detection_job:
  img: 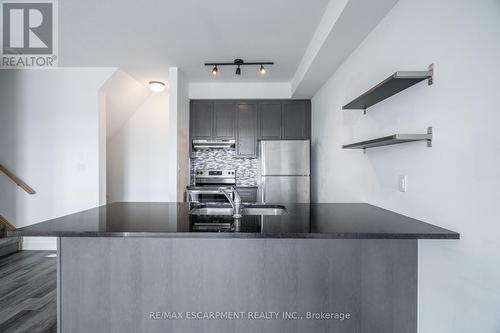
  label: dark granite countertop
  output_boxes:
[7,202,459,239]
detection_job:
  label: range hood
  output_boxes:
[192,139,236,150]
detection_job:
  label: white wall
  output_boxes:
[107,91,173,202]
[98,91,107,205]
[311,0,500,332]
[175,70,190,202]
[0,68,116,250]
[102,70,151,140]
[168,68,190,201]
[189,82,291,99]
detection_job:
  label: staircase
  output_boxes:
[0,164,32,257]
[0,222,20,258]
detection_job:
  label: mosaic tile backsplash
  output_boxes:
[191,149,258,187]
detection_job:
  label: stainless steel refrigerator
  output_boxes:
[258,140,310,203]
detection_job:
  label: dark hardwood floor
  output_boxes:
[0,251,57,333]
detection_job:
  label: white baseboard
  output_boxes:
[22,237,57,250]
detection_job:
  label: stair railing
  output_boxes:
[0,164,36,194]
[0,214,23,251]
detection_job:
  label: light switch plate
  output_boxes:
[399,175,407,192]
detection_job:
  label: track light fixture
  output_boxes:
[204,59,274,76]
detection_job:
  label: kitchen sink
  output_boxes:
[242,207,287,215]
[189,204,287,216]
[190,207,234,215]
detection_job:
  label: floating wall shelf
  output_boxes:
[343,64,433,113]
[342,127,433,152]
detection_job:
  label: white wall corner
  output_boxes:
[175,70,190,202]
[168,67,190,202]
[291,0,350,96]
[291,0,398,98]
[106,86,171,203]
[101,69,152,141]
[98,91,107,205]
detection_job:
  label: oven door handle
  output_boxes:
[193,144,234,149]
[195,179,236,186]
[186,189,234,203]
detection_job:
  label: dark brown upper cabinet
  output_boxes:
[282,100,310,140]
[236,103,258,157]
[190,99,310,157]
[258,102,282,139]
[190,101,235,140]
[191,101,213,139]
[213,102,235,139]
[258,100,311,140]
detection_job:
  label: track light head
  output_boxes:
[235,65,241,75]
[259,64,266,75]
[212,65,218,75]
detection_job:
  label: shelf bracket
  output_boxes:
[427,64,434,85]
[427,126,433,147]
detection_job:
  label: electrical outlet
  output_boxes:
[398,175,407,192]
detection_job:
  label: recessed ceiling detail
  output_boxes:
[58,0,330,83]
[56,0,398,92]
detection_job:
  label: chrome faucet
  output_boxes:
[219,187,242,218]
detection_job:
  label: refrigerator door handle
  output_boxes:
[260,177,266,203]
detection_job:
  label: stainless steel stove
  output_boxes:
[194,169,236,186]
[187,169,236,203]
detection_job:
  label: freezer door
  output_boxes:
[261,140,310,176]
[261,176,310,203]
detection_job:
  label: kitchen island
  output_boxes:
[9,202,458,333]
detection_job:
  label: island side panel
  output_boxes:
[57,238,61,333]
[59,237,417,333]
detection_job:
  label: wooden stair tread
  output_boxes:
[0,237,19,247]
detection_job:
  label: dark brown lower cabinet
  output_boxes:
[236,187,258,203]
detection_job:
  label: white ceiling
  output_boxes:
[59,0,330,84]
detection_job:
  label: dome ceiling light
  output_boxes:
[149,81,166,92]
